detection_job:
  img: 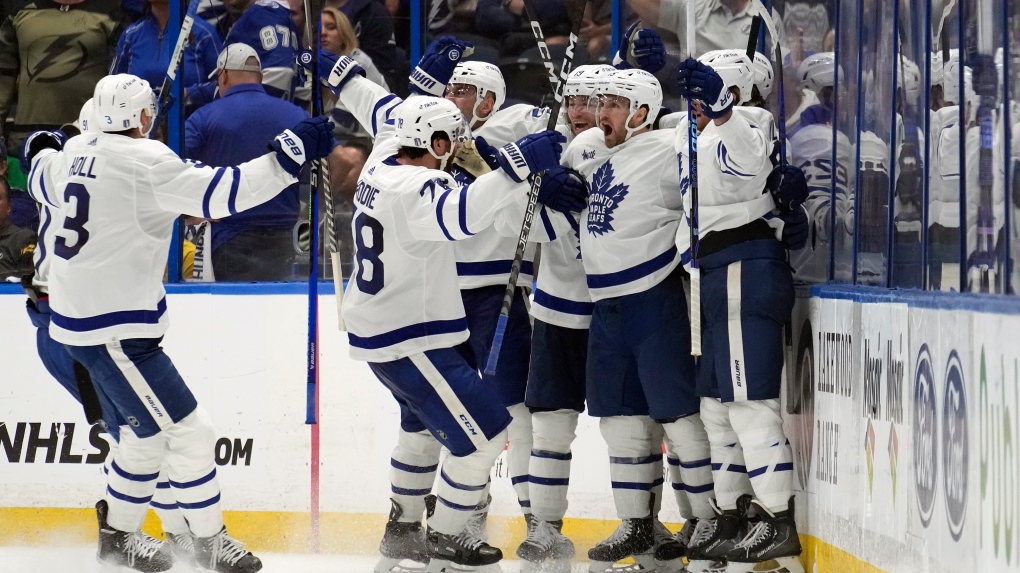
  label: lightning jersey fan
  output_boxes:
[27,134,297,346]
[221,0,300,101]
[567,126,688,301]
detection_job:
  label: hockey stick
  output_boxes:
[754,0,786,168]
[483,0,587,375]
[151,0,201,136]
[971,0,996,292]
[687,0,701,357]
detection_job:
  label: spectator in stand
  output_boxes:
[185,43,309,281]
[628,0,784,56]
[474,0,568,54]
[112,0,222,114]
[321,6,388,137]
[324,0,405,96]
[0,0,123,188]
[0,180,35,281]
[189,0,301,107]
[580,0,612,58]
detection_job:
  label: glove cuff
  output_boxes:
[702,90,734,119]
[273,129,306,176]
[410,67,445,97]
[613,51,631,70]
[497,142,530,183]
[325,55,366,95]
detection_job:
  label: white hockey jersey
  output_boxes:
[529,206,591,329]
[26,133,297,346]
[568,127,689,302]
[674,106,775,237]
[453,104,551,289]
[335,77,538,361]
[930,106,962,228]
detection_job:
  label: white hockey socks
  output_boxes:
[429,429,508,536]
[507,403,534,515]
[163,408,224,537]
[104,428,165,533]
[662,413,715,519]
[700,398,754,511]
[389,428,442,522]
[665,454,694,520]
[151,467,189,535]
[600,416,658,519]
[729,399,793,513]
[529,409,578,522]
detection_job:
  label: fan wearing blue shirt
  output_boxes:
[184,43,310,281]
[111,0,223,112]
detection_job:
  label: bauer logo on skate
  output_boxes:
[586,161,628,236]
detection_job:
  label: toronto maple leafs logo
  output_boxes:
[587,161,629,236]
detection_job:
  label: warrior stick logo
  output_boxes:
[587,161,629,236]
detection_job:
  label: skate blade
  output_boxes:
[521,558,572,573]
[654,556,685,573]
[588,553,656,573]
[686,559,728,573]
[377,557,430,573]
[725,557,804,573]
[427,559,502,573]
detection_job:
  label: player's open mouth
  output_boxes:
[602,124,613,138]
[573,120,592,131]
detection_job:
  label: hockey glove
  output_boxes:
[451,140,494,179]
[320,51,366,97]
[270,115,337,177]
[677,58,733,119]
[411,36,474,97]
[20,130,67,173]
[614,23,666,73]
[534,166,589,213]
[497,130,566,183]
[472,136,501,170]
[779,205,809,251]
[767,164,809,211]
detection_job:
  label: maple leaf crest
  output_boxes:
[586,160,629,236]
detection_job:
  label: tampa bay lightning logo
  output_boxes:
[448,49,460,61]
[299,50,313,65]
[586,161,629,236]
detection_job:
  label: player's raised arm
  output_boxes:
[21,131,67,210]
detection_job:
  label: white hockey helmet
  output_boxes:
[857,131,889,174]
[797,52,841,94]
[564,64,616,99]
[942,56,979,123]
[899,58,921,104]
[93,74,157,136]
[752,51,775,99]
[598,69,662,140]
[394,96,469,169]
[78,98,100,134]
[698,50,755,104]
[448,61,506,125]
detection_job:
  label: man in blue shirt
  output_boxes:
[185,43,310,281]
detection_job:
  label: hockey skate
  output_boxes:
[95,500,174,573]
[586,517,655,573]
[377,500,430,573]
[424,527,503,573]
[517,518,574,573]
[653,520,684,573]
[423,494,501,573]
[166,532,197,568]
[673,518,697,556]
[193,527,262,573]
[724,499,803,573]
[685,497,754,573]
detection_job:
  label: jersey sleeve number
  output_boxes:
[55,183,91,260]
[354,213,384,295]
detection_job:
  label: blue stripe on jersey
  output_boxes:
[717,144,754,178]
[455,260,535,277]
[683,483,715,494]
[111,460,160,482]
[30,161,55,208]
[107,486,152,505]
[168,468,216,489]
[533,289,594,316]
[680,457,711,469]
[372,94,400,136]
[539,207,556,241]
[436,188,455,240]
[587,246,678,289]
[457,186,473,237]
[51,297,168,332]
[348,317,468,350]
[201,168,227,218]
[176,493,221,510]
[34,209,51,274]
[150,501,178,510]
[391,458,440,473]
[227,167,241,215]
[529,476,569,486]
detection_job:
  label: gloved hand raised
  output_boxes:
[677,58,734,119]
[270,115,337,176]
[318,51,366,97]
[497,130,566,183]
[767,164,809,211]
[614,23,666,73]
[535,166,589,213]
[21,130,67,173]
[779,205,809,251]
[410,36,474,96]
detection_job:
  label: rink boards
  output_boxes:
[2,282,1020,572]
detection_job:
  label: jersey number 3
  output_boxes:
[354,213,384,294]
[55,183,90,260]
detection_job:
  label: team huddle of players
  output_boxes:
[323,22,814,573]
[16,19,833,573]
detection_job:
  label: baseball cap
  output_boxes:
[208,43,262,79]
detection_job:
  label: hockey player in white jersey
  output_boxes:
[316,45,578,572]
[23,73,335,573]
[676,53,802,573]
[552,68,713,573]
[20,98,201,571]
